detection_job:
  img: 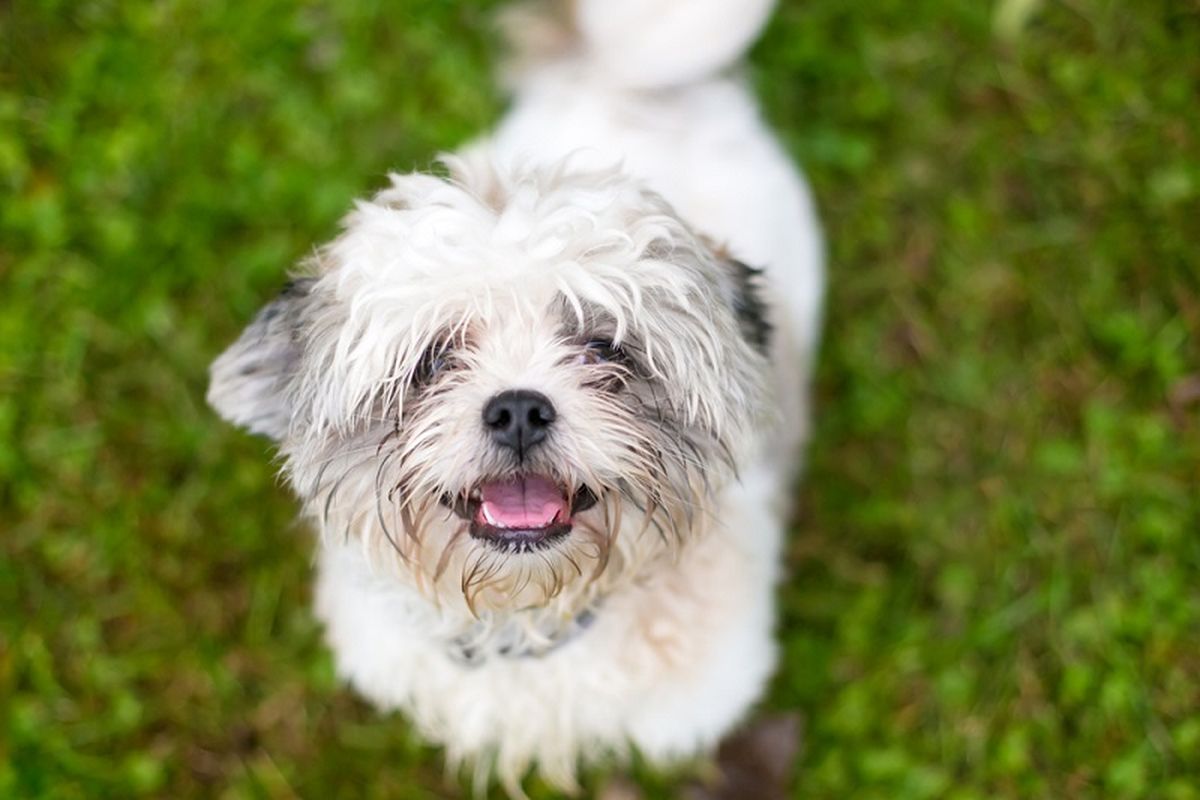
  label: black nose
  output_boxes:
[483,390,556,456]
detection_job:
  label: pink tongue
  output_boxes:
[478,475,568,529]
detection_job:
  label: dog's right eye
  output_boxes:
[413,344,452,386]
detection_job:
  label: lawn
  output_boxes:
[2,1,1198,797]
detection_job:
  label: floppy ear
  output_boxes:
[207,278,315,440]
[726,257,772,354]
[699,235,773,354]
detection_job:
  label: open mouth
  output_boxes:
[444,474,597,551]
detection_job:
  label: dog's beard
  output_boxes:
[285,367,729,627]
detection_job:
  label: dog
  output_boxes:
[208,0,823,793]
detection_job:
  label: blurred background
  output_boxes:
[2,1,1198,797]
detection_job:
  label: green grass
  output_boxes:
[2,1,1198,797]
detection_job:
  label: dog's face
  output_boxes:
[209,156,770,622]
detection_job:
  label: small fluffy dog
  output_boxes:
[209,0,822,793]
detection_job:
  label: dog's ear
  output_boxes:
[207,278,315,440]
[700,236,772,354]
[725,257,772,354]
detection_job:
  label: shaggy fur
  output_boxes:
[208,0,823,793]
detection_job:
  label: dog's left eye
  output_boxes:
[414,344,452,385]
[578,338,623,366]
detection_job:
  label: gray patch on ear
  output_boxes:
[729,259,772,354]
[207,278,315,440]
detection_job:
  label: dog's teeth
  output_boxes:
[482,504,498,527]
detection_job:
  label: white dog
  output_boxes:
[209,0,822,793]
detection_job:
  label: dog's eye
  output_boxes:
[578,338,623,366]
[414,344,452,385]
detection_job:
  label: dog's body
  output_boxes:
[209,0,822,792]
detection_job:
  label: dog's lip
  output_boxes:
[440,479,597,550]
[469,519,573,551]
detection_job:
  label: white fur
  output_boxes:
[572,0,777,89]
[208,0,822,794]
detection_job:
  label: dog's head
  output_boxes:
[209,155,771,622]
